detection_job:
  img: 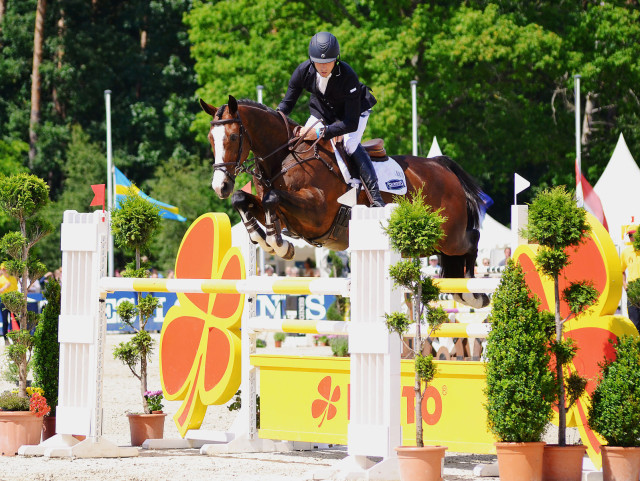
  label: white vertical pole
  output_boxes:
[104,90,115,277]
[256,85,266,276]
[411,80,418,156]
[574,75,583,208]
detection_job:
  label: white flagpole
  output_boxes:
[411,80,418,156]
[256,85,265,276]
[104,90,115,277]
[574,74,583,208]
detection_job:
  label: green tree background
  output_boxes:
[1,0,639,270]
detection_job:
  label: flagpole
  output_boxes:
[411,80,418,156]
[105,90,115,277]
[256,85,266,275]
[574,74,583,208]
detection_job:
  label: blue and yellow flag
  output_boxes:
[114,166,187,222]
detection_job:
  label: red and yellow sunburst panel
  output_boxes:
[159,213,245,437]
[514,213,638,468]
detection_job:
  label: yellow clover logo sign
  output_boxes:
[159,213,245,437]
[515,213,638,468]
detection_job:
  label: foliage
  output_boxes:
[227,389,260,428]
[484,261,555,442]
[588,335,640,447]
[144,390,164,412]
[273,332,285,343]
[524,186,597,446]
[32,279,61,416]
[256,338,266,348]
[525,186,590,256]
[329,336,349,357]
[0,173,51,398]
[111,187,162,257]
[0,391,30,411]
[384,189,445,258]
[627,278,640,308]
[383,192,446,447]
[188,1,640,225]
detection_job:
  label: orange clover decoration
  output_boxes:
[514,213,638,469]
[159,213,245,437]
[311,376,340,428]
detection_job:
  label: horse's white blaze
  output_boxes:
[211,125,227,193]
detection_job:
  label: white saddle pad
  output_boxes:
[331,139,408,195]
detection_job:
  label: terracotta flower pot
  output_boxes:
[495,441,545,481]
[601,445,640,481]
[395,445,447,481]
[127,412,166,446]
[42,415,56,441]
[0,411,44,456]
[542,444,586,481]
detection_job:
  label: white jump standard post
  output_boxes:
[20,210,138,458]
[327,205,403,480]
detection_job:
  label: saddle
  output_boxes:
[335,138,389,180]
[362,138,388,161]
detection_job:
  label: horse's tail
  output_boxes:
[436,156,484,230]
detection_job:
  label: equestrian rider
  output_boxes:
[277,32,385,207]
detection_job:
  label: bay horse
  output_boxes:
[200,95,489,307]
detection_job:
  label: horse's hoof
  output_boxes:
[282,243,295,260]
[453,293,490,309]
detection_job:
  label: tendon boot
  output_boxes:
[351,144,386,207]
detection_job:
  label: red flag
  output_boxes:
[90,184,106,209]
[241,181,252,194]
[575,160,608,231]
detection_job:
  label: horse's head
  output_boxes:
[200,95,251,199]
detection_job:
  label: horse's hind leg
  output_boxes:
[232,190,274,254]
[262,190,295,260]
[440,229,490,309]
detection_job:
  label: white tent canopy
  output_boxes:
[478,214,511,265]
[594,133,640,244]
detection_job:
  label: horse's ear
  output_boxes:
[228,95,238,114]
[199,98,218,117]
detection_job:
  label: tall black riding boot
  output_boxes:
[351,144,386,207]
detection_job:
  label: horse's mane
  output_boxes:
[236,98,300,126]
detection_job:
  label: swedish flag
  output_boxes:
[114,166,187,222]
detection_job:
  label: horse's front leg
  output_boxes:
[262,190,295,260]
[231,190,274,254]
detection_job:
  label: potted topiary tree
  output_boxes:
[110,188,164,446]
[524,186,598,480]
[588,335,640,481]
[383,192,449,481]
[0,173,51,454]
[484,260,556,481]
[0,173,51,399]
[32,278,61,440]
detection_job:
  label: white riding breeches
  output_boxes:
[305,110,371,155]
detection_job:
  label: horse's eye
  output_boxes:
[229,134,239,142]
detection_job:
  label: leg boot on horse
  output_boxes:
[351,144,385,207]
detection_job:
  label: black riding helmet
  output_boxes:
[308,32,340,64]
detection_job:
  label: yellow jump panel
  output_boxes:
[251,355,496,453]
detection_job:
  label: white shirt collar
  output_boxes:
[316,72,332,94]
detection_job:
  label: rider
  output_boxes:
[277,31,385,207]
